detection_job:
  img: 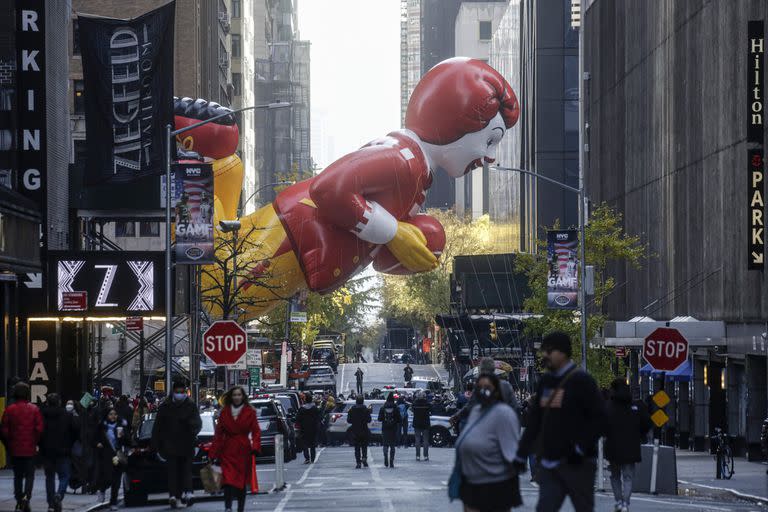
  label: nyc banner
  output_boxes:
[170,162,214,264]
[546,230,579,310]
[78,2,175,184]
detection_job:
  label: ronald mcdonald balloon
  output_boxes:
[176,58,519,321]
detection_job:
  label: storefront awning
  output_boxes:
[639,363,665,377]
[665,359,692,382]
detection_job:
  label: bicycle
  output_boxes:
[712,427,734,479]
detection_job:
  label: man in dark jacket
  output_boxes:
[346,396,372,468]
[514,331,605,512]
[1,382,43,512]
[378,395,401,468]
[604,378,652,512]
[411,391,431,461]
[355,367,364,395]
[403,364,414,384]
[40,393,79,512]
[296,393,321,463]
[151,381,202,508]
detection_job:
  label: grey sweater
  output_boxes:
[457,403,520,484]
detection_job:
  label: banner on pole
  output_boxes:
[546,230,579,309]
[78,2,175,185]
[165,162,215,264]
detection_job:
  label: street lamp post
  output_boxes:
[491,165,588,370]
[164,102,291,397]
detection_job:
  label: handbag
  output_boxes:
[200,463,223,494]
[448,404,496,501]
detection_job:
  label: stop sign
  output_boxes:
[203,320,247,366]
[643,327,689,372]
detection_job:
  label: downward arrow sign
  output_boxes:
[752,252,764,265]
[24,273,42,289]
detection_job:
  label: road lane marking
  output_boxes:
[340,363,346,392]
[273,447,325,512]
[367,447,395,512]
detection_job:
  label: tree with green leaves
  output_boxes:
[515,203,647,387]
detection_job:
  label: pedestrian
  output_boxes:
[1,382,43,512]
[151,380,203,508]
[452,372,522,511]
[519,395,539,482]
[40,393,79,512]
[514,331,605,512]
[95,407,128,510]
[396,396,409,447]
[131,398,149,440]
[403,363,414,384]
[378,394,401,468]
[604,378,652,512]
[479,357,520,411]
[355,367,364,395]
[346,395,372,468]
[210,386,261,512]
[296,392,320,463]
[457,382,473,410]
[412,391,431,461]
[115,396,133,435]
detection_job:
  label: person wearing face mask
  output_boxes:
[209,386,261,512]
[95,407,127,510]
[514,331,605,512]
[452,372,522,511]
[40,394,79,512]
[151,381,202,509]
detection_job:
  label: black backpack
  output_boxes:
[381,407,398,427]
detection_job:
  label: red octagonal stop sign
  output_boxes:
[643,327,689,372]
[203,320,247,366]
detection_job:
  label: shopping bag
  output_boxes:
[200,463,222,494]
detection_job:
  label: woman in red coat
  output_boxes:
[210,386,261,512]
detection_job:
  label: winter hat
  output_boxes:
[541,331,573,357]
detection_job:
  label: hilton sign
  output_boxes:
[749,20,765,270]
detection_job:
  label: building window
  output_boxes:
[139,221,160,237]
[115,221,135,237]
[232,0,241,18]
[72,19,80,55]
[479,21,493,41]
[232,72,242,96]
[73,80,85,114]
[232,34,241,58]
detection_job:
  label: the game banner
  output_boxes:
[546,230,579,309]
[172,162,214,264]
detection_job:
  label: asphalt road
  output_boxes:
[335,362,449,396]
[123,446,763,512]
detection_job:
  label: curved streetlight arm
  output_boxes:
[171,102,291,137]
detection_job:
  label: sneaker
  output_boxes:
[424,456,429,461]
[169,497,178,509]
[47,507,55,512]
[363,460,369,468]
[303,459,311,464]
[356,463,361,469]
[416,456,420,461]
[614,504,623,512]
[183,493,194,507]
[620,507,628,512]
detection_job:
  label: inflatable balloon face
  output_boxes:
[182,58,519,321]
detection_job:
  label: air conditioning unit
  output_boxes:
[219,12,230,33]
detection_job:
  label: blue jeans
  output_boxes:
[44,457,71,504]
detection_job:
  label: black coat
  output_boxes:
[95,420,127,487]
[347,404,371,439]
[296,404,321,441]
[604,396,653,464]
[378,404,402,444]
[40,406,79,458]
[151,398,202,457]
[411,398,431,430]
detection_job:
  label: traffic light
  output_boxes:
[489,321,498,340]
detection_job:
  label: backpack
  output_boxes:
[382,407,398,427]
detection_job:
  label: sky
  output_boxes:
[298,0,401,169]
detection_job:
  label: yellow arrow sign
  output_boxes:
[651,409,669,428]
[652,390,671,408]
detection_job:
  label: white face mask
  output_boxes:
[65,404,74,412]
[421,112,506,178]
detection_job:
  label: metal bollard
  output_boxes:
[596,437,605,491]
[274,434,286,491]
[650,438,660,494]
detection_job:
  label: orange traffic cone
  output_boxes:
[250,455,259,494]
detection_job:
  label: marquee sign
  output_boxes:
[15,0,46,205]
[47,251,165,315]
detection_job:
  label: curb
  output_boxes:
[678,480,768,506]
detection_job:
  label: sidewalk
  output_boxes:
[675,451,768,504]
[0,470,106,512]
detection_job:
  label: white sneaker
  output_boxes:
[621,507,628,512]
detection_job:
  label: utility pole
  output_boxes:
[577,0,589,370]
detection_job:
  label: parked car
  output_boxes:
[304,365,337,392]
[123,411,215,507]
[326,399,456,448]
[250,398,297,463]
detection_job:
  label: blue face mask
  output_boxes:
[173,393,186,401]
